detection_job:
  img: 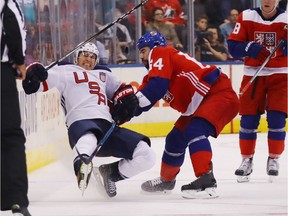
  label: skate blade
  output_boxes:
[140,189,173,195]
[236,175,251,183]
[268,175,277,183]
[79,163,93,196]
[92,167,110,198]
[182,187,218,199]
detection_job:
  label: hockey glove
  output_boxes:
[280,40,287,56]
[22,62,48,94]
[245,41,270,63]
[111,84,139,125]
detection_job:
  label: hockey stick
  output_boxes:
[76,122,117,165]
[239,40,284,97]
[44,0,149,71]
[75,122,116,195]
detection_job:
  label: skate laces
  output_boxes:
[268,158,279,170]
[150,177,164,186]
[239,158,252,170]
[107,179,116,193]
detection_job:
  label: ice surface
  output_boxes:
[1,133,287,216]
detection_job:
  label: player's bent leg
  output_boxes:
[96,140,156,197]
[118,140,156,177]
[72,132,97,193]
[141,127,186,193]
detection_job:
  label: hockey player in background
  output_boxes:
[21,42,156,198]
[113,31,239,198]
[227,0,287,183]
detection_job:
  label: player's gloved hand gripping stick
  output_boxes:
[77,84,139,164]
[239,40,285,97]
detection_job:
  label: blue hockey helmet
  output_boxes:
[137,31,167,50]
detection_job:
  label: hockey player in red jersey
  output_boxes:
[21,42,156,197]
[113,31,239,198]
[228,0,287,183]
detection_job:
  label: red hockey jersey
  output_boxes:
[228,8,288,76]
[138,46,220,116]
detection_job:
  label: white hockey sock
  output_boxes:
[118,140,156,178]
[73,132,97,159]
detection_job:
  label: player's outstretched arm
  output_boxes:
[22,62,48,94]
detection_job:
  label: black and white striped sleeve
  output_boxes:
[1,0,26,64]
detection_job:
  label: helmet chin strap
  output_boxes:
[260,0,279,15]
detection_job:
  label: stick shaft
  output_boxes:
[45,0,148,71]
[76,122,116,164]
[239,40,284,96]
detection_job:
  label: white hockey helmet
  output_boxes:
[74,42,100,66]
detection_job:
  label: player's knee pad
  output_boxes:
[163,128,186,166]
[184,118,214,154]
[267,110,286,140]
[240,115,261,129]
[267,110,286,129]
[184,118,216,140]
[240,115,260,140]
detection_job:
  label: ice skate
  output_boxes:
[74,154,93,195]
[235,157,253,183]
[97,164,117,197]
[267,157,279,183]
[181,171,218,199]
[141,177,176,193]
[96,161,125,198]
[92,167,109,197]
[11,204,31,216]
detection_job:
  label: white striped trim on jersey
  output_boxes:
[177,71,210,95]
[0,0,26,63]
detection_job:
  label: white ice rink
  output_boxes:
[2,133,287,216]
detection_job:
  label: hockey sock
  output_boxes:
[267,110,286,157]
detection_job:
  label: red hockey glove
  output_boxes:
[280,39,287,56]
[112,84,139,125]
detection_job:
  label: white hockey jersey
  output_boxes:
[38,64,121,127]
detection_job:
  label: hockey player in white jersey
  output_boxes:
[22,42,156,197]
